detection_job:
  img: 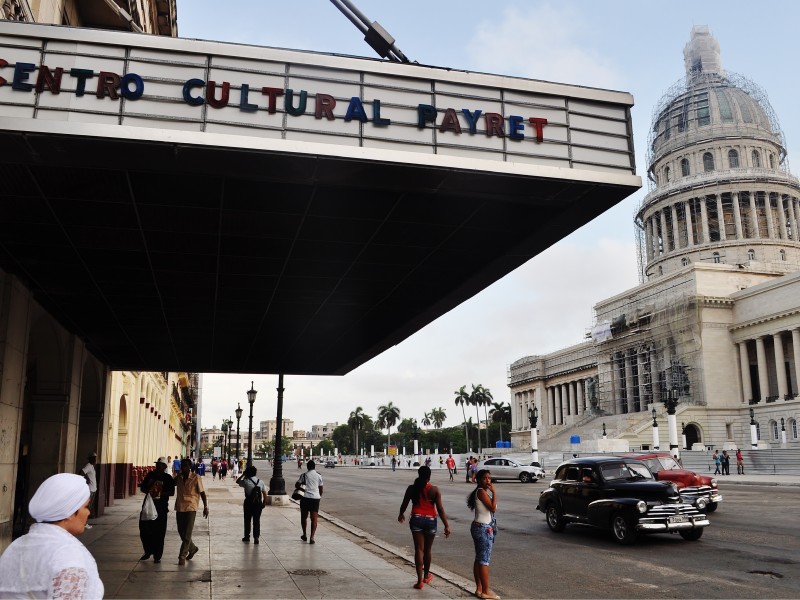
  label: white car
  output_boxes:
[478,458,539,483]
[528,461,546,479]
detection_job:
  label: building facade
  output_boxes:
[509,27,800,454]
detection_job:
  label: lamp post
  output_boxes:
[268,374,287,497]
[749,408,758,449]
[221,421,228,462]
[235,403,243,464]
[528,405,539,463]
[681,421,687,451]
[412,419,419,457]
[664,387,680,458]
[602,422,607,440]
[246,382,257,466]
[651,407,660,450]
[227,416,233,463]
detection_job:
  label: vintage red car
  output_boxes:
[621,452,721,512]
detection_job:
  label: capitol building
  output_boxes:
[509,27,800,453]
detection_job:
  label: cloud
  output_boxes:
[466,4,624,89]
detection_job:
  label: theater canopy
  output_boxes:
[0,22,640,375]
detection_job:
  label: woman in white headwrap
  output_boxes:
[0,473,104,599]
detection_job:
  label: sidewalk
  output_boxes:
[82,476,473,599]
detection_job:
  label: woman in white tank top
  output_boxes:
[466,469,500,600]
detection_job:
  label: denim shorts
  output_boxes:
[409,515,437,535]
[470,520,496,566]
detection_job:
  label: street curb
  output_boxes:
[291,497,476,596]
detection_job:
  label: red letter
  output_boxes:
[528,117,548,142]
[96,71,120,99]
[206,80,230,108]
[315,93,336,120]
[0,58,9,86]
[484,112,504,137]
[438,108,462,134]
[35,65,64,94]
[261,87,284,113]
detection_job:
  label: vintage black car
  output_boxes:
[536,456,709,544]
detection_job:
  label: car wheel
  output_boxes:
[705,502,718,513]
[545,503,566,532]
[611,512,638,545]
[519,472,531,483]
[679,528,703,541]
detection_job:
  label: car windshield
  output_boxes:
[600,461,653,481]
[657,456,681,470]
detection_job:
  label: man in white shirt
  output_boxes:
[296,460,323,544]
[80,453,98,526]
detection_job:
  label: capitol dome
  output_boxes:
[636,26,800,281]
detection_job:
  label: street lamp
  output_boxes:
[246,381,257,466]
[412,419,420,457]
[528,406,539,463]
[651,407,660,450]
[602,422,607,439]
[749,407,758,449]
[681,421,687,450]
[220,421,228,461]
[235,403,243,465]
[228,416,233,463]
[664,387,680,458]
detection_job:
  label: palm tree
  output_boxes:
[348,407,365,454]
[480,386,494,451]
[422,412,432,428]
[454,386,471,451]
[468,384,485,453]
[431,407,446,429]
[490,401,512,442]
[377,402,401,448]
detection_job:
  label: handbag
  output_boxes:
[291,473,306,501]
[140,494,158,521]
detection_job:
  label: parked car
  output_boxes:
[478,458,539,483]
[536,456,710,544]
[324,459,336,468]
[622,452,721,512]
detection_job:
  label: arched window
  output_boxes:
[792,419,798,440]
[712,252,721,263]
[703,152,715,172]
[681,158,690,177]
[780,249,786,261]
[771,420,779,440]
[769,153,775,169]
[681,257,689,266]
[748,249,755,260]
[665,166,671,182]
[728,149,739,168]
[752,150,761,168]
[658,265,663,275]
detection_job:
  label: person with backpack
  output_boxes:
[236,466,267,544]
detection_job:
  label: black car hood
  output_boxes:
[600,479,677,500]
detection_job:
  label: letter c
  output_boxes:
[182,78,205,106]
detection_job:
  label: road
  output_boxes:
[302,465,800,599]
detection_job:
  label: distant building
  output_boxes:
[259,419,294,441]
[310,423,339,440]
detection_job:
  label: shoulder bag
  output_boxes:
[291,473,306,501]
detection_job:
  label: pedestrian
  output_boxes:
[470,457,478,483]
[219,458,228,481]
[296,460,323,544]
[0,473,104,599]
[172,456,182,476]
[174,457,209,565]
[736,449,744,474]
[467,469,499,600]
[712,450,721,475]
[138,457,175,563]
[446,454,456,482]
[439,456,444,468]
[237,465,266,544]
[80,452,98,526]
[721,450,731,475]
[397,465,451,589]
[466,456,473,483]
[391,456,397,472]
[211,458,218,479]
[232,457,240,478]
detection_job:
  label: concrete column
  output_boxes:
[548,387,555,426]
[670,203,681,249]
[750,192,760,239]
[765,193,776,239]
[774,332,788,400]
[576,379,584,415]
[777,195,788,239]
[792,199,800,241]
[649,345,659,405]
[755,336,770,401]
[555,385,563,425]
[645,218,654,262]
[732,192,743,239]
[700,197,710,244]
[685,201,695,247]
[788,197,799,241]
[715,194,726,241]
[659,210,669,255]
[739,342,753,404]
[563,383,570,416]
[637,348,648,412]
[624,351,635,414]
[792,329,800,398]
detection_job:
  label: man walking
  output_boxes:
[80,452,98,527]
[736,449,744,474]
[174,458,208,565]
[139,457,175,563]
[296,460,323,544]
[446,454,456,482]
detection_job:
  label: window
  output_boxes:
[792,419,798,440]
[756,422,761,440]
[681,257,689,266]
[712,252,721,263]
[752,150,761,168]
[665,166,671,182]
[780,249,786,261]
[703,152,715,172]
[715,89,734,122]
[696,92,710,126]
[728,149,739,168]
[769,153,775,169]
[771,420,779,440]
[748,249,755,260]
[658,265,663,275]
[681,158,690,177]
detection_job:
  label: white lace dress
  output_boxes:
[0,523,104,599]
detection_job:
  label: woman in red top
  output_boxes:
[398,466,451,589]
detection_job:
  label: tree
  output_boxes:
[479,386,494,451]
[490,401,512,442]
[454,385,471,452]
[422,412,432,428]
[431,407,446,429]
[348,407,365,454]
[377,402,401,447]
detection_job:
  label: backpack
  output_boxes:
[248,478,262,508]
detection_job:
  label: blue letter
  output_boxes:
[417,104,437,128]
[284,88,307,116]
[239,83,258,112]
[372,99,390,126]
[12,62,35,91]
[461,109,482,134]
[508,115,524,140]
[182,78,205,105]
[119,73,144,100]
[344,97,369,122]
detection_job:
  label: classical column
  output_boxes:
[555,385,562,425]
[777,195,788,239]
[645,218,654,262]
[788,197,799,242]
[700,197,710,244]
[670,203,681,249]
[568,382,576,416]
[755,336,770,401]
[624,351,635,414]
[792,198,800,241]
[749,192,760,238]
[659,210,669,254]
[738,342,753,404]
[684,201,695,247]
[715,194,726,241]
[576,379,584,415]
[637,348,648,412]
[774,332,788,399]
[764,193,776,239]
[792,329,800,399]
[732,192,743,239]
[649,345,659,405]
[548,386,556,425]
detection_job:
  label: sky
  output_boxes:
[177,1,800,433]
